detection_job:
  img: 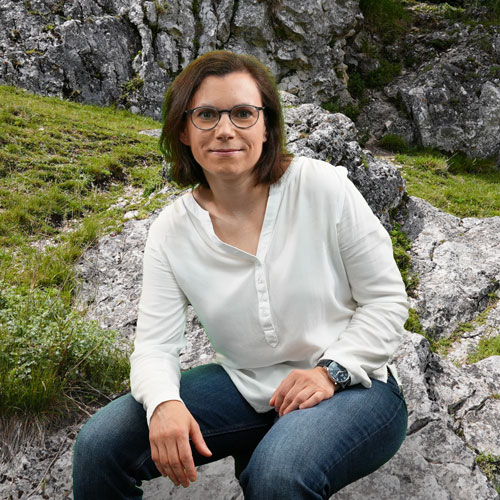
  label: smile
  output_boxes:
[210,149,243,154]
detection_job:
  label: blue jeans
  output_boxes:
[73,364,407,499]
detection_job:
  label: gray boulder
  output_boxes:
[354,17,500,158]
[399,197,500,340]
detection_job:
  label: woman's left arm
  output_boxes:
[271,172,409,415]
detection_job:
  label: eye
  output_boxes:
[194,108,217,121]
[233,107,254,120]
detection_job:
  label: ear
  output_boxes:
[263,124,268,143]
[179,127,190,146]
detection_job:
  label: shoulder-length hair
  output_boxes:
[159,50,292,188]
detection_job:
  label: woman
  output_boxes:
[73,50,408,499]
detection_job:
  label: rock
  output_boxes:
[284,103,406,228]
[352,15,500,158]
[398,197,500,340]
[0,0,361,119]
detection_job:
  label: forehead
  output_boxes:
[190,71,262,107]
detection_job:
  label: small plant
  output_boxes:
[468,335,500,363]
[378,134,410,153]
[0,284,130,415]
[390,223,419,296]
[475,453,500,493]
[366,59,402,89]
[347,71,365,100]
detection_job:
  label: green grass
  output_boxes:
[475,453,500,494]
[468,335,500,363]
[360,0,411,43]
[0,85,171,417]
[0,85,166,291]
[394,151,500,218]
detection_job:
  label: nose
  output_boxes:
[214,111,235,138]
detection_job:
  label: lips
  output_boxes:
[210,149,242,152]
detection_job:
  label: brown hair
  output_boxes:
[159,50,292,187]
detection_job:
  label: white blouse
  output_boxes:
[130,156,409,424]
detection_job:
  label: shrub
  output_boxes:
[0,284,130,415]
[366,59,402,89]
[378,134,411,153]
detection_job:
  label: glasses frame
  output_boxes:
[184,105,266,131]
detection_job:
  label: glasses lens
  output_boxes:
[192,107,219,129]
[230,106,259,128]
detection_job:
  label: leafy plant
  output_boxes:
[0,284,130,415]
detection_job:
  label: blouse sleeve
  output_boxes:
[130,216,188,425]
[322,174,409,387]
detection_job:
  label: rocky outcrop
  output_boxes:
[399,196,500,340]
[353,11,500,158]
[0,0,360,119]
[2,103,499,499]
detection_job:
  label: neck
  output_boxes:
[195,172,269,218]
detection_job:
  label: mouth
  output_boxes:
[210,149,242,153]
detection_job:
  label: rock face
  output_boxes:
[1,1,499,158]
[353,11,500,158]
[0,0,361,119]
[399,196,500,340]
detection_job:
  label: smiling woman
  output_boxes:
[73,51,409,500]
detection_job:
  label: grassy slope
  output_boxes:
[0,85,170,417]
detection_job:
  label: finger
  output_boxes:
[165,433,191,488]
[163,463,180,487]
[298,391,326,410]
[191,421,212,458]
[164,442,184,486]
[281,387,315,416]
[176,434,197,484]
[270,378,295,411]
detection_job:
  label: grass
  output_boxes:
[0,85,171,418]
[0,85,166,291]
[360,0,411,44]
[394,150,500,218]
[468,335,500,363]
[475,453,500,495]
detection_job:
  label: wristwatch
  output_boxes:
[316,359,351,390]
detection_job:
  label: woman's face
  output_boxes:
[180,71,267,185]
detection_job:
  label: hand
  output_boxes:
[149,400,212,487]
[269,367,335,417]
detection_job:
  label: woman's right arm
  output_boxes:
[130,216,211,485]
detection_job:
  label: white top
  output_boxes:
[130,156,409,424]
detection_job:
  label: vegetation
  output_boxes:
[475,453,500,494]
[0,85,168,417]
[0,284,129,415]
[359,0,410,43]
[394,149,500,218]
[0,85,165,291]
[468,334,500,363]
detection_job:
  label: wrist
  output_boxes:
[315,359,351,390]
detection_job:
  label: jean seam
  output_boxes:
[202,420,272,438]
[325,396,406,478]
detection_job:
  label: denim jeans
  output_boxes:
[73,363,407,499]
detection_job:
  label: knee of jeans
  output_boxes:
[240,446,327,498]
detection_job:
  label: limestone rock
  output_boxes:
[0,0,361,119]
[284,103,406,228]
[399,197,500,340]
[353,17,500,158]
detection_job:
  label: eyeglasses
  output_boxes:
[184,105,265,131]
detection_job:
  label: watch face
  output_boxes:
[327,363,350,384]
